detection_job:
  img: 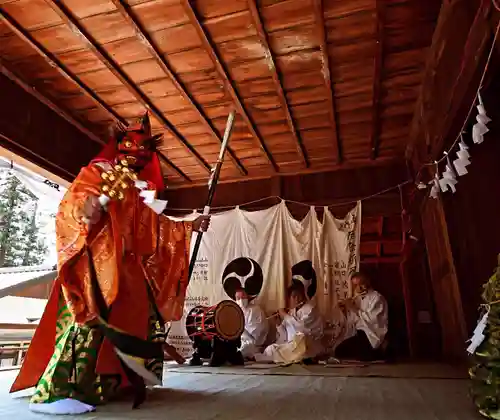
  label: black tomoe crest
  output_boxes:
[222,257,263,300]
[291,260,317,299]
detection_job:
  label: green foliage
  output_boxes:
[470,255,500,418]
[0,173,48,267]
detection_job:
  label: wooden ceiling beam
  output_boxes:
[406,0,494,170]
[370,0,384,160]
[157,152,191,183]
[1,62,191,183]
[109,0,247,177]
[313,0,342,164]
[0,8,125,127]
[182,0,279,172]
[0,61,103,146]
[247,1,309,168]
[1,7,190,182]
[165,156,403,189]
[46,0,209,179]
[0,70,99,180]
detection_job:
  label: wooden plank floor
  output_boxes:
[0,365,478,419]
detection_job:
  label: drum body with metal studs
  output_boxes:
[186,300,244,342]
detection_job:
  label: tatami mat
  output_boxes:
[165,361,468,379]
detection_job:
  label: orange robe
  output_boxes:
[11,163,192,393]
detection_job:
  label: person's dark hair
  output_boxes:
[351,271,371,288]
[287,282,306,299]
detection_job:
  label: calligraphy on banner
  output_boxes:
[190,257,209,284]
[319,203,362,320]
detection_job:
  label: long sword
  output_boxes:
[187,110,236,281]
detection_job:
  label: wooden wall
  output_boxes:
[441,74,500,333]
[400,238,443,359]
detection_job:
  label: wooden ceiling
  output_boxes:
[0,0,442,187]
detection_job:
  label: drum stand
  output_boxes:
[189,336,244,367]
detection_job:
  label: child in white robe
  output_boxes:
[255,283,324,364]
[235,288,269,360]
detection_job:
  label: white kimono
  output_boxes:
[240,303,269,359]
[256,302,324,364]
[334,289,388,350]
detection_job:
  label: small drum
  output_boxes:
[186,300,244,342]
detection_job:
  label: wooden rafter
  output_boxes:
[0,60,103,145]
[247,1,308,168]
[182,0,279,172]
[370,0,384,160]
[406,0,493,167]
[46,0,210,176]
[313,0,342,164]
[0,8,125,127]
[109,0,247,177]
[157,152,191,183]
[0,8,190,182]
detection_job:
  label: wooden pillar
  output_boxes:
[399,256,416,358]
[421,195,467,361]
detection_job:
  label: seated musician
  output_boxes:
[235,287,269,360]
[254,283,324,364]
[334,272,389,361]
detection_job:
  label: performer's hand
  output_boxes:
[278,308,288,318]
[82,195,102,225]
[193,215,211,232]
[344,299,357,311]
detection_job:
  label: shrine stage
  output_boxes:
[0,363,477,420]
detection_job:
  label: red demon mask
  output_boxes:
[94,113,165,191]
[115,113,162,170]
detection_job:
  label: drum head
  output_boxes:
[214,300,244,341]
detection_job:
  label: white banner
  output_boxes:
[166,201,361,357]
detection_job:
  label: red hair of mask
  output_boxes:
[94,113,164,191]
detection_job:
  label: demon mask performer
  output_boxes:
[10,114,210,415]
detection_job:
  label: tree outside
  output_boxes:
[0,172,48,267]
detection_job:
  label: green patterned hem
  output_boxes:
[31,296,165,406]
